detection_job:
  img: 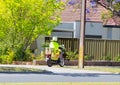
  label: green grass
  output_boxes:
[1,65,119,73]
[84,66,120,74]
[0,82,120,85]
[0,67,43,72]
[64,66,120,74]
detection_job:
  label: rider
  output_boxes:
[49,36,59,51]
[49,36,60,60]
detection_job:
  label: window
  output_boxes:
[85,35,102,38]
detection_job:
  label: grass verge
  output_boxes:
[84,66,120,74]
[0,67,43,72]
[64,66,120,74]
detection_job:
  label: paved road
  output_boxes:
[0,65,120,82]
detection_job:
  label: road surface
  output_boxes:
[0,65,120,82]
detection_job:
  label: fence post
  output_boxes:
[71,38,74,52]
[103,40,107,60]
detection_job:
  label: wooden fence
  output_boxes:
[45,37,120,61]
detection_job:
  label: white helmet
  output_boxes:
[52,36,58,41]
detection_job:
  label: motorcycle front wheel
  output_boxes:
[59,58,64,67]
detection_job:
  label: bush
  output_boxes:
[66,50,78,60]
[41,43,49,48]
[23,49,34,61]
[0,50,15,64]
[34,51,45,60]
[105,55,111,61]
[14,47,34,61]
[100,54,111,61]
[6,50,15,64]
[115,55,120,62]
[0,55,8,64]
[14,47,24,61]
[84,55,92,60]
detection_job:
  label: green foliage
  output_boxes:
[22,49,33,61]
[0,55,8,64]
[14,48,33,61]
[84,55,92,61]
[100,0,120,23]
[113,2,120,11]
[0,47,35,64]
[41,43,49,48]
[0,46,8,55]
[66,50,78,60]
[99,54,112,61]
[34,51,45,60]
[6,50,15,64]
[0,0,64,61]
[115,55,120,62]
[101,10,113,22]
[0,50,15,64]
[105,55,111,61]
[13,45,24,61]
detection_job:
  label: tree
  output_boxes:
[0,0,64,59]
[97,0,120,16]
[66,0,120,25]
[97,0,120,25]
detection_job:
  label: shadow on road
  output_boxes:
[46,72,120,77]
[0,70,119,78]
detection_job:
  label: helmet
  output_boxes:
[51,36,58,41]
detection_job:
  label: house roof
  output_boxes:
[104,16,120,27]
[61,0,120,27]
[61,0,106,22]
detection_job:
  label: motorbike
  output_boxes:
[45,45,66,67]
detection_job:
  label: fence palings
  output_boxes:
[45,37,120,61]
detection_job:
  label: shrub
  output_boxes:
[115,55,120,62]
[41,43,49,48]
[105,55,111,61]
[14,47,24,61]
[13,46,34,61]
[0,50,15,64]
[0,55,8,64]
[101,54,111,61]
[34,51,45,60]
[84,55,92,60]
[23,49,34,61]
[6,50,15,64]
[66,50,78,60]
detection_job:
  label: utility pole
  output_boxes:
[78,0,86,69]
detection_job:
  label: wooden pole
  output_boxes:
[78,0,86,69]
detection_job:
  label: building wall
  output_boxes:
[102,27,120,40]
[53,21,120,40]
[102,28,108,39]
[51,22,74,38]
[51,31,73,38]
[112,28,120,40]
[36,35,45,55]
[75,21,103,38]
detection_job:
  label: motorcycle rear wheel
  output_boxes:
[47,59,52,67]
